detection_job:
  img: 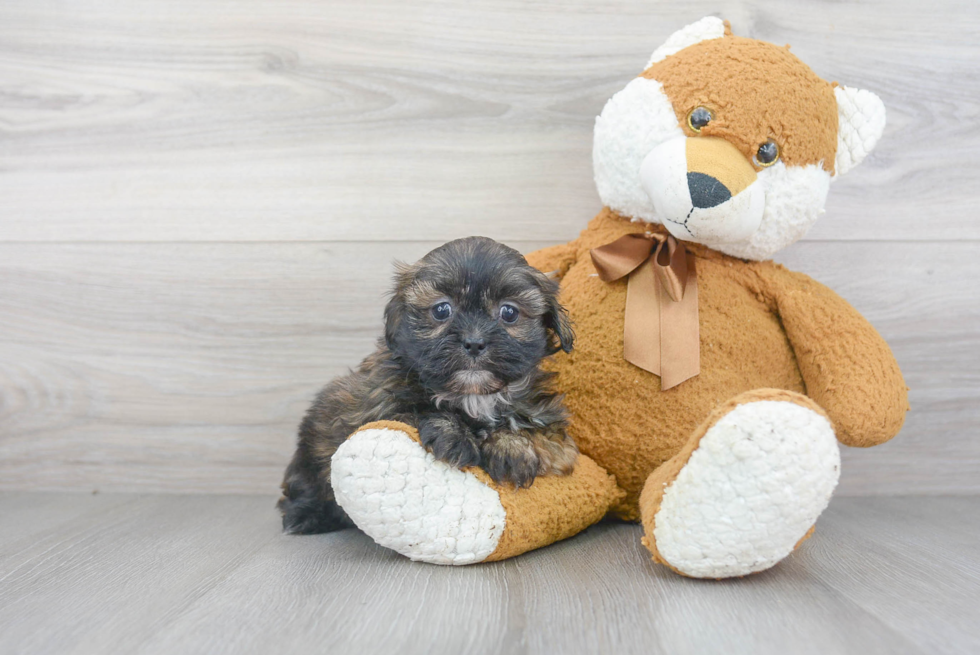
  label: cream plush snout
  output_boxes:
[639,136,765,245]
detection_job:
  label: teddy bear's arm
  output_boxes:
[525,242,580,280]
[765,266,909,447]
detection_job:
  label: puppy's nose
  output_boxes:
[687,172,732,209]
[463,337,486,357]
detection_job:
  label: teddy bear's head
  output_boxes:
[593,17,886,260]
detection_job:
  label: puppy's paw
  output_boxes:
[481,432,541,488]
[419,415,482,469]
[530,428,579,477]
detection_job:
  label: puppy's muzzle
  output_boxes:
[463,337,487,357]
[639,136,765,245]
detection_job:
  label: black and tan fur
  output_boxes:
[278,237,576,535]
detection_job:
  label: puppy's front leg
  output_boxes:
[418,413,482,468]
[481,428,579,488]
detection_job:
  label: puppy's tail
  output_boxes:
[278,461,354,535]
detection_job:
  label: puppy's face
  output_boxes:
[384,237,573,396]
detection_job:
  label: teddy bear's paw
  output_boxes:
[652,399,840,578]
[331,425,506,565]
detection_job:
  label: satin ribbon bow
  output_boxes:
[590,232,700,390]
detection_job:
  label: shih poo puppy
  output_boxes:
[278,236,577,534]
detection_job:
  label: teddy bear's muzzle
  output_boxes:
[640,136,765,246]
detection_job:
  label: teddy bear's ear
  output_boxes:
[645,16,728,69]
[834,86,887,176]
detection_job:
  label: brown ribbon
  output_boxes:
[590,233,700,390]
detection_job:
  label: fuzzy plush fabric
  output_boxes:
[645,16,727,68]
[637,389,839,578]
[834,86,887,176]
[476,451,622,562]
[642,34,840,173]
[529,210,907,522]
[334,421,621,565]
[332,422,507,565]
[594,76,684,223]
[332,18,908,576]
[594,29,869,260]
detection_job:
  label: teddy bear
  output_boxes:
[326,17,908,578]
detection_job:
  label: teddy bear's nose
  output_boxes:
[687,172,732,209]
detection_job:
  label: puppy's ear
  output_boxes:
[533,270,574,353]
[546,297,575,354]
[384,261,417,350]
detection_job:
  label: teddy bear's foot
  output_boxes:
[639,390,840,578]
[331,421,622,565]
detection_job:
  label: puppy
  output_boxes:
[278,236,577,534]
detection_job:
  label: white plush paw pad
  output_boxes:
[654,400,840,578]
[331,428,506,565]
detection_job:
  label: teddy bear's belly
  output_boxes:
[547,255,806,520]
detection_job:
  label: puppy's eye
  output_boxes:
[687,106,712,133]
[499,304,519,324]
[754,139,780,167]
[431,302,452,321]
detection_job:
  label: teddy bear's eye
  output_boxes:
[754,139,780,167]
[687,106,713,133]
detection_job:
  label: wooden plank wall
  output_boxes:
[1,0,977,495]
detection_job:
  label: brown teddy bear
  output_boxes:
[327,17,908,578]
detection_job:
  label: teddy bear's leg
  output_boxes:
[639,389,840,578]
[331,420,622,565]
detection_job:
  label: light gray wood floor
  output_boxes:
[1,493,977,655]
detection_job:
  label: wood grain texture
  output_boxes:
[0,1,978,495]
[0,240,977,495]
[1,3,976,651]
[0,0,978,243]
[0,493,977,655]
